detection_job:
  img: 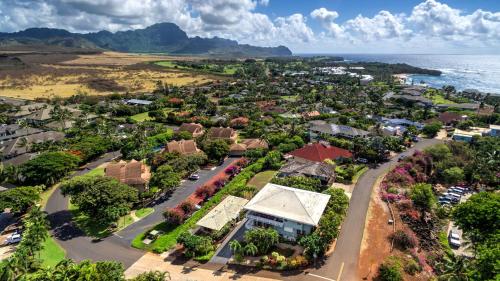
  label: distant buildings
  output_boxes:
[452,127,491,142]
[309,120,369,139]
[177,123,204,138]
[125,99,153,106]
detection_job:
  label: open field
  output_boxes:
[0,51,222,100]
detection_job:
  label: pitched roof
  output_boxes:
[196,195,249,231]
[240,139,268,150]
[279,159,335,179]
[438,112,466,124]
[309,121,369,137]
[244,183,330,226]
[288,143,352,162]
[165,140,200,155]
[105,160,151,186]
[178,123,203,134]
[208,127,235,139]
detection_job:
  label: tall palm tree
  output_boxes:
[17,119,29,137]
[50,105,72,130]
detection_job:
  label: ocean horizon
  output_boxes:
[297,53,500,95]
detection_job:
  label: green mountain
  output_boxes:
[0,23,292,57]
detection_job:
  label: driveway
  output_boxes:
[300,139,442,281]
[45,151,239,268]
[116,157,240,243]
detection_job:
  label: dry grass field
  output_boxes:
[0,51,219,100]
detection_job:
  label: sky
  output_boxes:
[1,0,499,54]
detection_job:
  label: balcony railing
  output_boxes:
[247,214,284,228]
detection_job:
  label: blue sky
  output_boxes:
[1,0,499,54]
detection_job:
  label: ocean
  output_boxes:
[315,54,500,95]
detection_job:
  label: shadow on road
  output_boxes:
[47,210,85,241]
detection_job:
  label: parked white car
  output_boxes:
[449,231,461,248]
[5,233,21,245]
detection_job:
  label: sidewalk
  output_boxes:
[124,253,279,281]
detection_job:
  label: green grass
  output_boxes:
[154,61,190,69]
[281,95,298,102]
[130,112,153,122]
[69,202,112,238]
[132,158,266,253]
[438,231,454,256]
[424,93,456,104]
[247,170,278,189]
[136,207,154,218]
[39,232,66,267]
[352,166,369,184]
[85,167,105,177]
[223,66,239,75]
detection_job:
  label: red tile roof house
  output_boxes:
[105,160,151,192]
[287,143,353,162]
[177,123,204,138]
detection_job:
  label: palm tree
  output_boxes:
[229,240,242,255]
[243,242,258,256]
[438,254,471,281]
[16,137,29,152]
[17,119,29,137]
[50,105,72,130]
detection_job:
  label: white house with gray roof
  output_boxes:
[309,120,369,140]
[244,183,330,240]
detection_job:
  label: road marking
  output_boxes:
[307,273,335,281]
[337,262,345,281]
[113,233,123,238]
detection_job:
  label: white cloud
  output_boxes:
[310,8,344,38]
[344,10,410,41]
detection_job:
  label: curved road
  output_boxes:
[45,153,238,268]
[301,139,442,281]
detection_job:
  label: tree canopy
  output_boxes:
[20,152,81,186]
[0,186,42,213]
[61,176,138,226]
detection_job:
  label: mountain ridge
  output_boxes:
[0,23,292,57]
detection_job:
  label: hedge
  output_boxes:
[132,157,266,252]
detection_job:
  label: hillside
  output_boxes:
[0,23,292,57]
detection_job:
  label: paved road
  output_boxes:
[301,139,442,281]
[45,150,239,268]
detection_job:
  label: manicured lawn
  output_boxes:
[85,167,105,177]
[39,232,66,268]
[247,170,278,189]
[69,202,112,238]
[223,65,239,75]
[130,112,153,122]
[69,202,154,237]
[424,93,455,104]
[136,207,154,218]
[281,95,298,102]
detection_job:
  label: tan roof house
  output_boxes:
[229,139,268,156]
[207,127,237,144]
[177,123,204,138]
[165,140,201,155]
[105,160,151,192]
